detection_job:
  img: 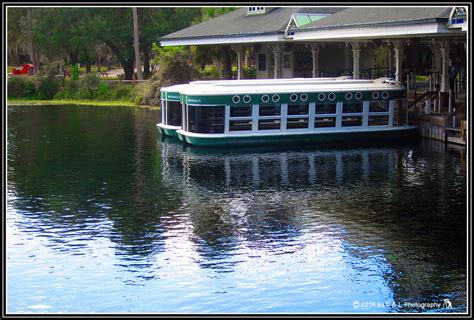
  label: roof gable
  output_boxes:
[297,7,453,30]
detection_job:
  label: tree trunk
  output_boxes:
[132,7,143,80]
[27,8,38,73]
[122,58,135,80]
[96,53,101,74]
[85,60,92,73]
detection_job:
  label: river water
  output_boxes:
[6,105,467,314]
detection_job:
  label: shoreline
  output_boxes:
[7,99,160,110]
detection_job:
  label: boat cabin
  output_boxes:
[158,77,417,146]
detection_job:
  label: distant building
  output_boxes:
[160,6,467,93]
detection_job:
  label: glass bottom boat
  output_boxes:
[158,77,418,147]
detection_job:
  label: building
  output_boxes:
[160,5,467,95]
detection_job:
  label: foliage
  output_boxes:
[200,65,221,80]
[71,64,80,80]
[131,80,159,105]
[34,74,60,99]
[8,64,61,99]
[47,72,133,101]
[8,8,202,80]
[7,75,37,99]
[113,85,133,100]
[54,79,79,99]
[152,45,200,87]
[243,66,256,79]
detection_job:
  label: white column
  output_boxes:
[237,50,243,80]
[344,44,351,76]
[387,45,392,75]
[232,45,244,80]
[439,41,450,92]
[272,44,282,79]
[351,42,361,79]
[392,40,404,82]
[309,43,320,78]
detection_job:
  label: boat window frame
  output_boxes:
[161,98,167,125]
[166,100,183,127]
[186,103,226,134]
[227,103,254,134]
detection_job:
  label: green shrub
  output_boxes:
[35,75,60,99]
[243,66,256,79]
[113,84,132,100]
[96,82,112,100]
[55,79,79,100]
[8,75,37,98]
[80,73,100,91]
[76,85,94,99]
[131,80,161,105]
[200,65,220,80]
[72,73,103,100]
[71,64,80,80]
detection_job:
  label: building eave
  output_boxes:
[160,32,286,46]
[290,21,465,41]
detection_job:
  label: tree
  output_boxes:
[30,8,97,72]
[139,8,201,78]
[190,7,236,79]
[132,7,143,80]
[89,8,136,79]
[7,8,29,66]
[26,8,38,73]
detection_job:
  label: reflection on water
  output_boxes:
[7,106,467,313]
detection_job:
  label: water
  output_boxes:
[6,105,467,314]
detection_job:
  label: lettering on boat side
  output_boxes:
[167,94,181,101]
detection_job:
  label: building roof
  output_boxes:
[161,7,346,41]
[297,7,452,31]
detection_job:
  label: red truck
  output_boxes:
[12,64,35,75]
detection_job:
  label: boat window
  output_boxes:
[259,119,281,130]
[369,100,389,112]
[166,101,182,126]
[315,103,336,114]
[342,116,363,127]
[229,120,252,131]
[259,104,281,116]
[258,53,266,71]
[287,118,308,129]
[343,102,363,113]
[187,105,225,134]
[230,105,252,117]
[315,117,336,128]
[368,115,389,126]
[288,104,309,115]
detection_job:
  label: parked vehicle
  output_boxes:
[12,64,35,75]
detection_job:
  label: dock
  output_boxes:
[405,80,467,146]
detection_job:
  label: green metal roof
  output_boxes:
[161,7,346,41]
[297,7,453,31]
[293,13,328,27]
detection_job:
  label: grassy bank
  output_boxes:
[7,98,159,109]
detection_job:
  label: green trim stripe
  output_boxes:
[184,90,405,105]
[179,126,418,147]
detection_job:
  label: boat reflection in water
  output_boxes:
[159,137,466,313]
